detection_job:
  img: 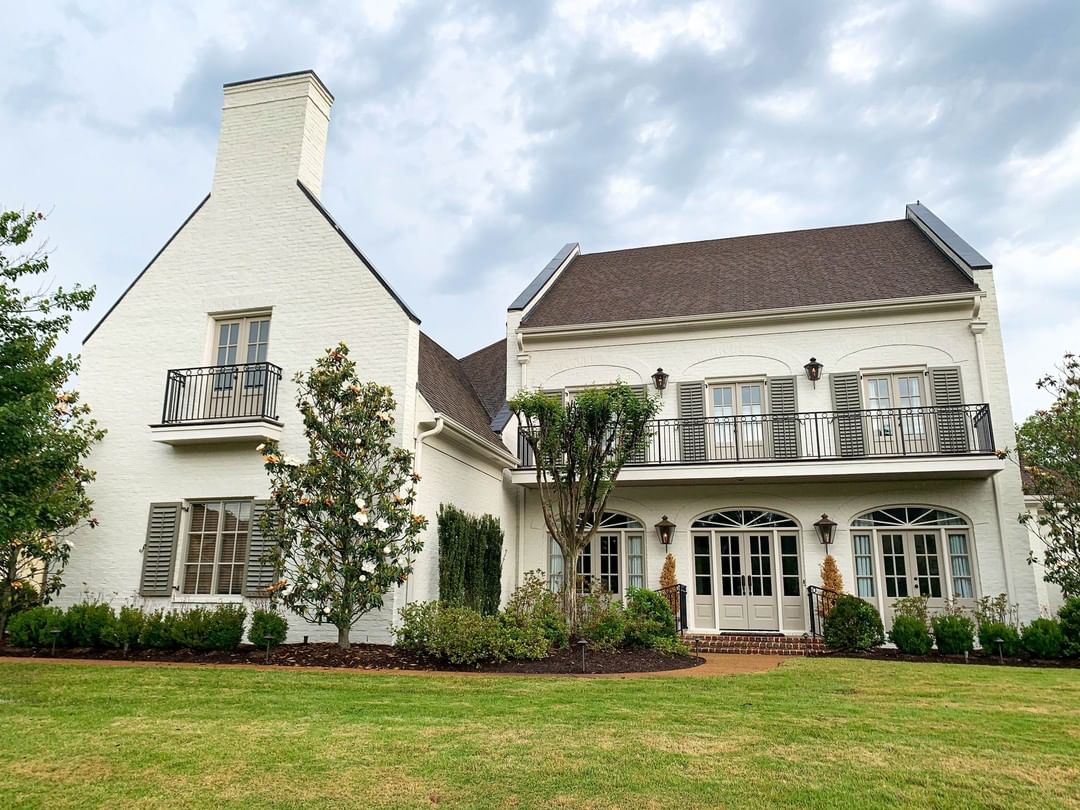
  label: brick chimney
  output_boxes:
[211,70,333,199]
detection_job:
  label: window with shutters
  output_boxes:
[182,500,252,595]
[706,379,767,460]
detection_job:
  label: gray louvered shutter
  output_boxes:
[830,373,866,457]
[629,385,649,464]
[929,367,969,454]
[678,381,707,462]
[243,500,277,597]
[139,502,181,597]
[768,377,799,459]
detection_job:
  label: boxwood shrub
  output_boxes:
[1022,618,1064,659]
[625,587,676,648]
[248,609,288,647]
[5,606,65,648]
[977,621,1021,658]
[1059,597,1080,659]
[931,614,975,655]
[171,605,247,651]
[889,614,933,655]
[823,595,884,651]
[63,602,117,648]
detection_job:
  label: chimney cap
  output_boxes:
[223,69,334,102]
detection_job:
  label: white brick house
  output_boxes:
[62,71,1048,642]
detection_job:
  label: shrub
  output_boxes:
[820,554,844,594]
[579,596,626,651]
[823,595,884,651]
[437,504,503,615]
[105,606,147,652]
[975,593,1018,629]
[891,596,930,627]
[171,605,247,651]
[1058,597,1080,658]
[977,621,1021,658]
[889,614,933,655]
[139,610,180,650]
[649,635,691,656]
[1022,618,1064,659]
[393,602,547,666]
[503,571,569,649]
[931,614,975,655]
[63,602,116,648]
[624,587,676,648]
[248,609,288,647]
[5,606,64,648]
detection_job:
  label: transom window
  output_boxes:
[182,500,252,595]
[692,510,798,529]
[852,507,969,528]
[548,512,645,594]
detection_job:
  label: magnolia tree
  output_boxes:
[510,383,659,628]
[0,210,103,638]
[1014,352,1080,597]
[260,344,427,649]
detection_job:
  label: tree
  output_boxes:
[820,554,844,594]
[259,344,427,648]
[1014,352,1080,597]
[0,210,103,638]
[510,383,659,628]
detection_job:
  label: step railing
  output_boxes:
[807,585,842,637]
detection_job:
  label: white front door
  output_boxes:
[713,532,779,631]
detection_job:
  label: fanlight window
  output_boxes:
[580,512,644,530]
[691,510,798,529]
[851,507,968,528]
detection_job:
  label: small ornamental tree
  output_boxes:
[1,210,103,639]
[259,344,427,649]
[1013,352,1080,597]
[510,382,659,628]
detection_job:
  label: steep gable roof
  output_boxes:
[521,219,980,328]
[460,338,507,422]
[417,333,506,452]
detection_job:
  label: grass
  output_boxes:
[0,659,1077,809]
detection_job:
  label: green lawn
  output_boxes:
[0,659,1077,809]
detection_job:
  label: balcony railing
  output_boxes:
[517,403,995,468]
[159,362,282,426]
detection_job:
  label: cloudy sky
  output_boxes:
[3,0,1078,420]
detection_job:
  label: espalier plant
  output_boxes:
[259,344,426,648]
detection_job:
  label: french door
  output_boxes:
[692,532,779,630]
[864,372,930,455]
[879,531,948,613]
[708,381,766,460]
[207,315,272,419]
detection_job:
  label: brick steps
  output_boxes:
[685,633,825,656]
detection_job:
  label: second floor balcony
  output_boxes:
[150,362,283,445]
[513,403,1002,485]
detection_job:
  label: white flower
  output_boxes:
[354,438,362,445]
[374,517,390,532]
[352,510,369,526]
[354,496,366,509]
[256,443,266,452]
[282,455,302,467]
[376,410,392,422]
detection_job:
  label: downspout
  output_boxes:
[408,416,445,607]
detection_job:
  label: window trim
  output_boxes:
[178,498,255,597]
[204,310,273,367]
[547,512,647,595]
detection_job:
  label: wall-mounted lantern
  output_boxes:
[804,357,824,386]
[814,513,837,546]
[654,515,676,546]
[651,367,669,393]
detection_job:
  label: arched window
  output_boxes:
[849,506,975,605]
[691,510,798,529]
[548,512,646,595]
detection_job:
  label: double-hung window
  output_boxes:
[182,500,252,595]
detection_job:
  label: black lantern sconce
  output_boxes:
[804,357,824,387]
[654,515,676,546]
[651,367,669,394]
[814,513,837,546]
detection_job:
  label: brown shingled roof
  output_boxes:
[522,219,979,328]
[417,332,507,453]
[460,339,507,422]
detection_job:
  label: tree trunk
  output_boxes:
[337,625,351,650]
[564,547,580,636]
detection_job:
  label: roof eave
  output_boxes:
[422,412,516,465]
[508,242,579,313]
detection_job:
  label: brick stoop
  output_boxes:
[684,633,826,656]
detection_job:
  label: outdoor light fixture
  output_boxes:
[655,515,676,546]
[814,513,837,546]
[651,367,670,392]
[804,357,824,385]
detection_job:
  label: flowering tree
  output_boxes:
[1,210,103,638]
[259,344,426,649]
[510,382,658,629]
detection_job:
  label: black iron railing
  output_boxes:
[158,362,282,425]
[807,585,841,637]
[518,403,995,468]
[657,583,689,634]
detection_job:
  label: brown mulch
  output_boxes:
[825,648,1080,668]
[0,642,704,675]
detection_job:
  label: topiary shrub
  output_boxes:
[502,571,568,649]
[139,610,180,650]
[248,609,288,647]
[624,587,676,647]
[889,614,933,655]
[1022,618,1064,659]
[1059,597,1080,658]
[823,595,884,651]
[171,605,247,651]
[931,614,975,655]
[977,621,1021,658]
[5,606,64,648]
[63,602,116,648]
[105,606,147,652]
[579,596,627,651]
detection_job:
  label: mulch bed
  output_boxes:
[0,642,705,675]
[825,648,1080,668]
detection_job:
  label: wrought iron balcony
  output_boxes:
[158,362,282,426]
[517,403,995,468]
